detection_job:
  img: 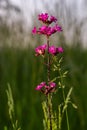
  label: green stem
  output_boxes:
[47,36,50,82]
[47,36,52,130]
[62,88,70,130]
[65,109,70,130]
[59,69,70,130]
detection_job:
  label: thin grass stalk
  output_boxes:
[59,69,70,130]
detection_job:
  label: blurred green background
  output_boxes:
[0,0,87,130]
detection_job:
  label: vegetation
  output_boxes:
[0,42,87,130]
[0,1,87,130]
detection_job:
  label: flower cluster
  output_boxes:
[35,82,56,95]
[32,25,62,36]
[49,46,63,55]
[32,13,62,36]
[35,44,63,56]
[32,13,64,94]
[38,13,57,24]
[35,44,47,56]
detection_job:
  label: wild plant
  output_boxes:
[32,13,77,130]
[6,84,21,130]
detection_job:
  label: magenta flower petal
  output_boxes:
[41,44,47,49]
[32,27,37,34]
[36,24,62,36]
[48,45,56,55]
[57,47,64,53]
[38,13,49,22]
[55,24,62,32]
[50,16,57,23]
[38,13,57,24]
[40,82,46,86]
[35,85,43,90]
[35,82,46,91]
[35,44,47,56]
[49,82,56,88]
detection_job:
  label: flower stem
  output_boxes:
[59,69,70,130]
[47,36,52,130]
[47,36,50,82]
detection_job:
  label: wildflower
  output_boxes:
[35,44,47,56]
[51,24,62,34]
[50,15,57,23]
[49,46,64,55]
[38,13,57,24]
[48,45,57,55]
[35,82,46,90]
[38,25,52,36]
[32,27,37,34]
[38,25,62,36]
[35,81,56,95]
[38,13,49,23]
[45,82,56,95]
[49,82,56,88]
[56,47,64,53]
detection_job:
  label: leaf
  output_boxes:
[51,76,60,82]
[59,57,63,64]
[71,103,78,109]
[63,71,68,77]
[63,71,68,75]
[62,87,73,113]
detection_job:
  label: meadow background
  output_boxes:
[0,0,87,130]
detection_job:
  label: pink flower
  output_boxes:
[50,16,57,23]
[35,81,56,95]
[45,82,56,95]
[35,44,47,56]
[51,24,62,34]
[56,47,64,53]
[40,82,46,86]
[38,26,51,36]
[38,24,62,36]
[32,27,37,34]
[35,82,46,90]
[38,13,49,22]
[32,13,62,36]
[49,82,56,88]
[35,84,43,90]
[55,24,62,31]
[49,46,64,55]
[49,45,57,55]
[38,13,57,24]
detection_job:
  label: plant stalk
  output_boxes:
[47,36,52,130]
[59,69,70,130]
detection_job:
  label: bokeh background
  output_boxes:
[0,0,87,130]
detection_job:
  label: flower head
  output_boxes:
[49,82,56,88]
[49,45,57,55]
[32,27,37,34]
[38,13,49,23]
[32,13,62,36]
[51,24,62,34]
[35,81,56,95]
[50,15,57,23]
[38,25,52,36]
[56,47,64,53]
[35,44,47,56]
[38,13,57,25]
[35,82,46,90]
[49,46,64,55]
[37,25,62,36]
[45,82,56,95]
